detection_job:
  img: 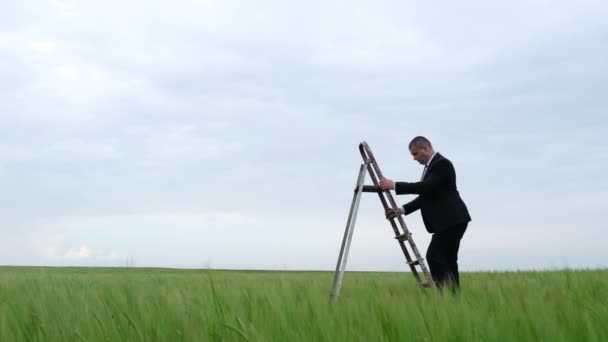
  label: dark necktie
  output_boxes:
[420,165,428,181]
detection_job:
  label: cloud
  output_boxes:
[37,235,65,259]
[50,0,76,16]
[35,236,92,261]
[63,245,91,260]
[0,0,607,271]
[28,39,56,53]
[31,234,131,265]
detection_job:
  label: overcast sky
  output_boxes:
[1,0,607,272]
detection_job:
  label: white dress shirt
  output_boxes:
[420,151,437,180]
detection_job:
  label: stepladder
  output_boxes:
[330,141,435,299]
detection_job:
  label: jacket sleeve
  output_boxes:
[395,160,452,195]
[402,196,421,215]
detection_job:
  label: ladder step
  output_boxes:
[417,281,433,288]
[395,232,411,241]
[353,185,382,193]
[407,259,423,266]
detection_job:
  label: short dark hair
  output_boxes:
[409,136,432,150]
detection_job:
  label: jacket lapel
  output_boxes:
[422,153,443,181]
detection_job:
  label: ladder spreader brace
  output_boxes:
[330,141,435,299]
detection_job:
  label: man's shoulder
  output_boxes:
[430,153,454,169]
[432,153,450,164]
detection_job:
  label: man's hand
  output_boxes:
[385,208,401,220]
[379,178,395,190]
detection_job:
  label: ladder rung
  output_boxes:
[417,281,433,288]
[354,185,382,193]
[407,259,422,266]
[395,232,411,241]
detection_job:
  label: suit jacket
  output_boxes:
[395,153,471,233]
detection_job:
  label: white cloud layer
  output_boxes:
[0,0,607,271]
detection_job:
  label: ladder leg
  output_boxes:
[330,163,367,299]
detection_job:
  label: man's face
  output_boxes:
[409,146,431,165]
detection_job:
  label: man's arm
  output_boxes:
[395,160,453,195]
[386,197,420,219]
[402,196,421,215]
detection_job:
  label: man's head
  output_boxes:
[408,136,435,165]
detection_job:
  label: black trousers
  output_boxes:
[426,222,468,292]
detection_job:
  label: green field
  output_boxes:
[0,267,606,341]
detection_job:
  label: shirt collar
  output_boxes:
[425,152,437,167]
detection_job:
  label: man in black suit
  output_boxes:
[379,136,471,292]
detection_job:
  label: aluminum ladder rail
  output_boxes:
[331,141,435,299]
